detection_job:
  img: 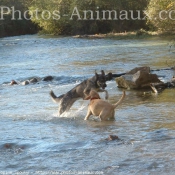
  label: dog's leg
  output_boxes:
[109,111,115,120]
[99,110,110,121]
[84,109,92,120]
[59,97,78,115]
[104,90,109,99]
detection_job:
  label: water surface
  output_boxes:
[0,35,175,175]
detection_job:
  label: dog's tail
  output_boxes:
[50,90,64,103]
[112,91,126,109]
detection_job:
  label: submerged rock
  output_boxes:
[29,78,38,83]
[106,135,119,141]
[42,76,53,81]
[4,143,12,149]
[10,80,18,85]
[21,80,29,85]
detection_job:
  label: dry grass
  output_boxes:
[73,30,175,39]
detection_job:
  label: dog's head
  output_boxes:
[85,90,101,100]
[94,70,113,89]
[95,70,107,89]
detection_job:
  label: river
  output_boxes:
[0,35,175,175]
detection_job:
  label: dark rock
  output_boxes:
[112,73,126,78]
[4,143,12,149]
[29,78,38,83]
[105,72,113,81]
[43,76,53,81]
[10,80,18,85]
[106,135,119,141]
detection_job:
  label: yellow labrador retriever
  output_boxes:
[84,90,125,121]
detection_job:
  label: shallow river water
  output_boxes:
[0,35,175,175]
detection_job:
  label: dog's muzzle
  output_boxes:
[97,81,107,89]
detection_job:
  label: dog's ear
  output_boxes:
[84,95,91,100]
[101,70,105,76]
[95,70,99,79]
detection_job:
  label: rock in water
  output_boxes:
[10,80,18,85]
[29,78,38,83]
[43,76,53,81]
[21,80,29,85]
[116,67,162,89]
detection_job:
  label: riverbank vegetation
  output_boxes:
[0,0,38,37]
[0,0,175,37]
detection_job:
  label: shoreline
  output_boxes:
[1,30,175,40]
[73,30,175,39]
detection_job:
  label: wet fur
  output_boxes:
[84,90,125,121]
[50,70,110,115]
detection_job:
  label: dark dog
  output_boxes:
[50,70,112,115]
